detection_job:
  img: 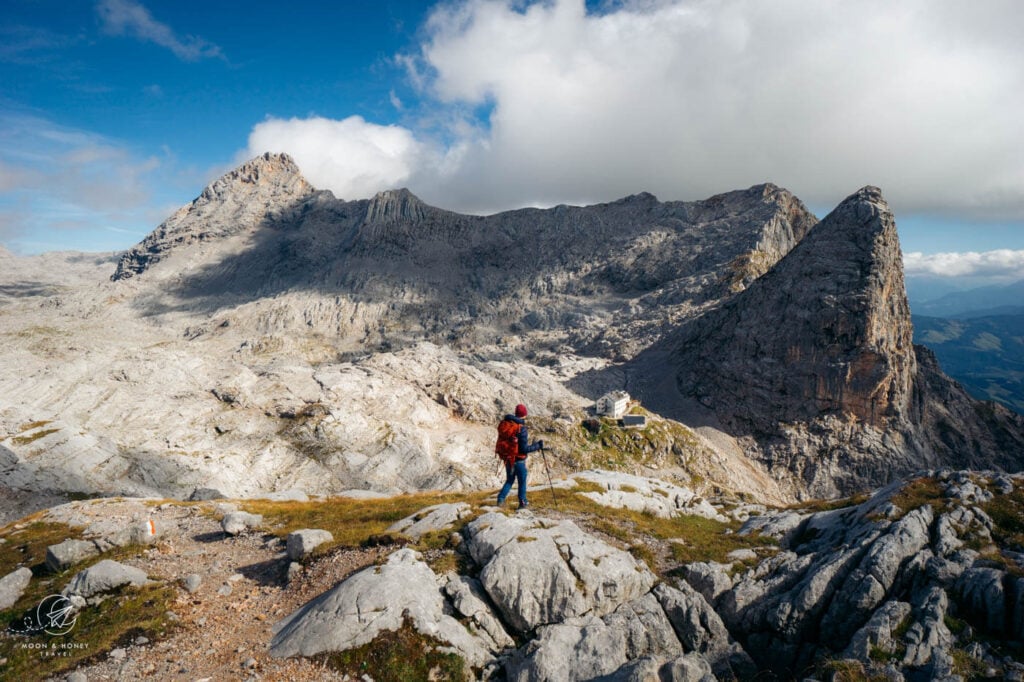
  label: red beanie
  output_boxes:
[515,404,528,418]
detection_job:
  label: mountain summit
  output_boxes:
[635,186,1023,496]
[112,152,315,281]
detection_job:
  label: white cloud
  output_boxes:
[246,116,429,201]
[241,0,1024,221]
[96,0,223,61]
[904,250,1024,279]
[0,112,178,253]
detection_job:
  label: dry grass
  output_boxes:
[886,477,948,518]
[242,490,491,552]
[314,617,468,681]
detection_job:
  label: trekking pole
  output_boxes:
[539,444,558,505]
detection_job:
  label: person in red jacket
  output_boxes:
[495,403,543,509]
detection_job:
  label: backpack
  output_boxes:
[494,418,521,465]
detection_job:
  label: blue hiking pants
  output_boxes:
[497,459,528,506]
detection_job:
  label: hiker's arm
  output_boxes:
[519,426,542,454]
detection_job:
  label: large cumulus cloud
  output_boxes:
[246,0,1024,220]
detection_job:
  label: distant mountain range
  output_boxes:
[906,278,1024,413]
[909,278,1024,318]
[913,313,1024,413]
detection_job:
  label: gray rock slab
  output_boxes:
[270,548,492,666]
[565,470,726,521]
[387,502,472,540]
[739,510,807,544]
[466,512,655,633]
[680,562,734,605]
[444,574,515,650]
[63,559,148,599]
[0,567,33,609]
[45,539,100,573]
[843,600,912,662]
[286,529,334,561]
[507,593,682,682]
[221,511,263,535]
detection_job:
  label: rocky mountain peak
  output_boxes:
[661,185,915,431]
[364,188,430,223]
[197,152,309,202]
[112,153,316,281]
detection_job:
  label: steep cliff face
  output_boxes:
[670,186,915,432]
[641,187,1024,496]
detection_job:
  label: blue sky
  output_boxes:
[2,0,1023,288]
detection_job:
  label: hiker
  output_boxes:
[494,403,543,509]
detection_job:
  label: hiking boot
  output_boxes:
[496,496,506,507]
[518,501,529,510]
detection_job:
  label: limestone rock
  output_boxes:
[842,600,912,662]
[506,594,682,682]
[465,512,656,633]
[285,529,333,561]
[562,471,726,521]
[63,559,148,600]
[0,567,32,609]
[444,575,516,651]
[221,511,263,536]
[45,539,100,573]
[270,548,492,666]
[387,502,473,539]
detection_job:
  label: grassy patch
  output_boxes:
[982,486,1024,551]
[17,420,52,432]
[819,659,890,682]
[10,428,60,446]
[0,518,83,579]
[571,480,606,494]
[0,583,178,680]
[313,617,468,681]
[529,490,771,569]
[887,477,948,518]
[950,647,991,680]
[242,491,490,551]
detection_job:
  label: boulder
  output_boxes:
[657,653,718,682]
[505,594,681,682]
[387,502,473,539]
[902,586,953,668]
[63,560,148,600]
[270,548,492,666]
[958,567,1008,634]
[45,539,100,573]
[285,529,334,561]
[465,512,655,633]
[221,511,263,535]
[182,574,202,593]
[0,567,33,609]
[189,487,225,501]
